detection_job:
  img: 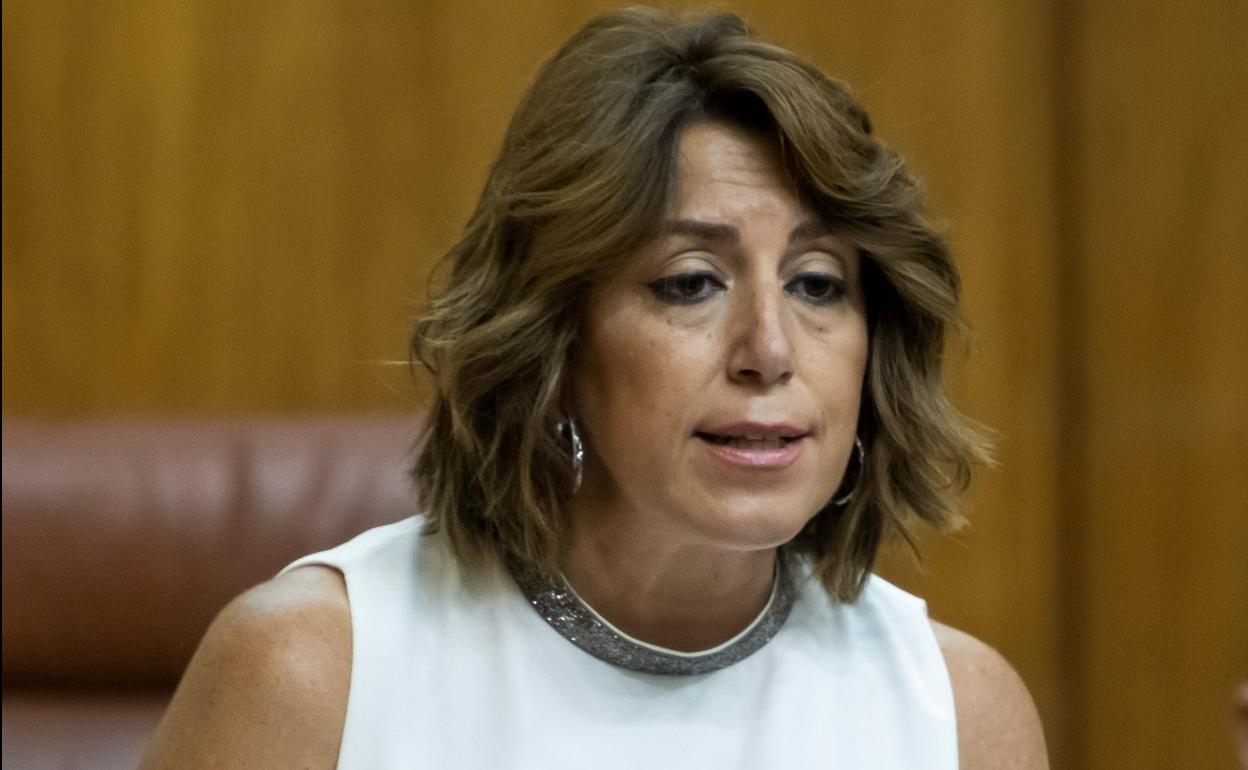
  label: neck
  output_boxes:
[561,500,778,652]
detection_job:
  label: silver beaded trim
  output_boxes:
[507,551,797,676]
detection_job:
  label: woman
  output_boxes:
[144,8,1047,768]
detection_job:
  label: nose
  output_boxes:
[727,283,794,387]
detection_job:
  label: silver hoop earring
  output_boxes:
[832,436,865,506]
[559,418,584,493]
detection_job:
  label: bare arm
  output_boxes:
[140,566,352,769]
[932,620,1049,770]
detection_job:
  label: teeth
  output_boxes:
[721,436,786,449]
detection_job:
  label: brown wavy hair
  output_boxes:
[410,7,991,601]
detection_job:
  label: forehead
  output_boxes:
[589,119,855,287]
[669,121,812,222]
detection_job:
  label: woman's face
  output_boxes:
[572,120,869,551]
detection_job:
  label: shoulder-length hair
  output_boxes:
[410,7,990,602]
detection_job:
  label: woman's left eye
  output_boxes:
[786,273,846,305]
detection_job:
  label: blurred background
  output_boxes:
[3,1,1246,768]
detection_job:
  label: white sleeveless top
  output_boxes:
[281,517,958,769]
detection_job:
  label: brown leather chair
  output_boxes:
[2,416,421,769]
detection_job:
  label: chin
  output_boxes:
[686,496,815,552]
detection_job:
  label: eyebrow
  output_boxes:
[661,218,833,245]
[662,219,738,243]
[787,219,832,245]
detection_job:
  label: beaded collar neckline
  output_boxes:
[506,551,797,676]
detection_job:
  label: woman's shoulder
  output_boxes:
[140,565,351,769]
[929,620,1050,769]
[287,515,425,571]
[221,564,352,664]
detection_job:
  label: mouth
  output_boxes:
[695,432,803,450]
[693,427,808,470]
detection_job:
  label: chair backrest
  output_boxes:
[2,415,421,689]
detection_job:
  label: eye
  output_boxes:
[647,271,726,305]
[786,273,846,305]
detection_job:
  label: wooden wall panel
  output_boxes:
[2,1,439,413]
[1061,2,1248,767]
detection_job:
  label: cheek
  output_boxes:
[575,314,714,444]
[804,323,869,417]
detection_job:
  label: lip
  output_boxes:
[696,421,809,440]
[696,433,805,469]
[694,421,809,471]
